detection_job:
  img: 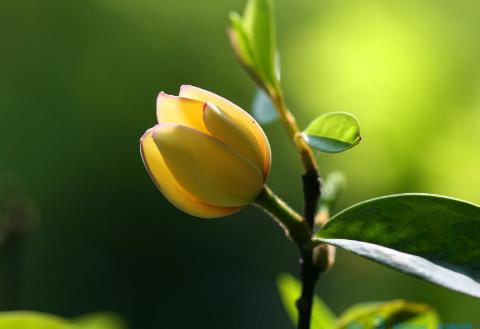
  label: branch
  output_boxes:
[254,186,311,248]
[266,90,323,329]
[269,90,318,174]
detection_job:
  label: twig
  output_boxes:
[254,186,310,248]
[267,90,323,329]
[296,170,321,329]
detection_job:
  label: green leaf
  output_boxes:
[0,311,129,329]
[0,311,71,329]
[320,171,347,209]
[228,12,255,68]
[316,193,480,299]
[277,273,337,329]
[336,300,439,329]
[252,88,278,124]
[72,312,127,329]
[229,0,280,92]
[303,112,361,153]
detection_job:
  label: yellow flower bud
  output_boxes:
[140,85,271,218]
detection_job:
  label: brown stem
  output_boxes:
[302,170,321,231]
[269,90,318,174]
[297,247,321,329]
[268,90,322,329]
[296,170,321,329]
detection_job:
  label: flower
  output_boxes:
[140,85,271,218]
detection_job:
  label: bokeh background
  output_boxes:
[1,0,479,328]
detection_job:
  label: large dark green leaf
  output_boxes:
[277,273,337,329]
[336,300,439,329]
[316,193,480,298]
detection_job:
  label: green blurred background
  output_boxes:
[1,0,479,327]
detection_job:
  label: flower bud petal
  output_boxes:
[203,103,264,176]
[156,92,208,133]
[179,85,271,177]
[152,124,264,207]
[140,128,241,218]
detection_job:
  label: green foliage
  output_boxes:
[316,193,480,298]
[319,171,346,210]
[3,0,480,326]
[277,274,439,329]
[303,112,361,153]
[72,312,127,329]
[277,273,337,329]
[229,0,280,93]
[252,88,278,124]
[0,311,127,329]
[336,300,439,329]
[0,312,70,329]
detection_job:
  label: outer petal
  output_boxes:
[179,85,271,177]
[140,128,240,218]
[152,124,264,207]
[203,103,264,175]
[156,92,209,134]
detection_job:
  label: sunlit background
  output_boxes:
[1,0,479,327]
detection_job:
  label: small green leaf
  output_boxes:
[228,12,255,68]
[252,88,278,124]
[72,312,127,329]
[320,171,347,210]
[277,273,337,329]
[303,112,361,153]
[228,0,280,92]
[0,311,71,329]
[316,194,480,299]
[336,300,439,329]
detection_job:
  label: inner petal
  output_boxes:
[152,124,264,207]
[179,85,271,177]
[203,103,264,175]
[156,92,209,134]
